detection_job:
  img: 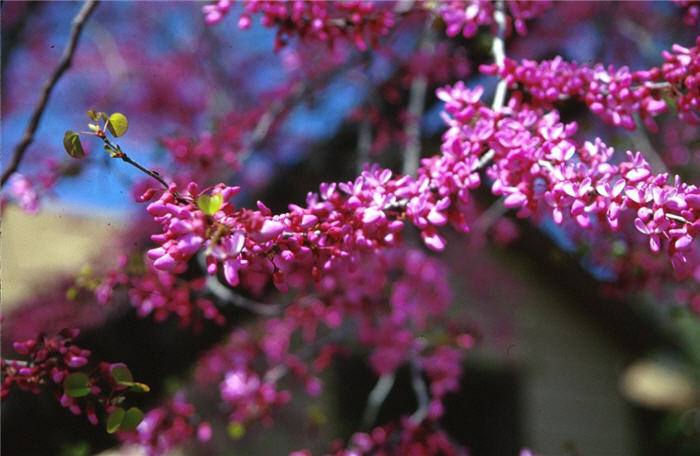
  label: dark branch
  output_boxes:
[1,0,99,186]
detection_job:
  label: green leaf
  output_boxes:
[197,194,223,215]
[227,421,245,440]
[110,365,133,385]
[64,373,91,398]
[129,382,151,393]
[87,110,99,121]
[107,113,128,137]
[63,131,85,159]
[106,407,125,434]
[120,407,144,431]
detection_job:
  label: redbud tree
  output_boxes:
[1,1,699,455]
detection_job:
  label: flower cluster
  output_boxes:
[119,393,201,456]
[438,0,552,39]
[142,158,477,291]
[480,37,700,130]
[672,0,700,25]
[1,329,147,429]
[659,37,700,125]
[438,82,700,276]
[293,418,466,455]
[203,0,396,51]
[124,246,471,455]
[128,263,226,329]
[3,173,40,214]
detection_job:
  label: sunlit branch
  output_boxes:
[474,0,508,171]
[1,0,99,186]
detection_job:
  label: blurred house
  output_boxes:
[1,205,121,310]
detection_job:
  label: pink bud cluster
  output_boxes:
[293,418,465,456]
[128,263,226,329]
[438,82,700,276]
[1,329,137,426]
[480,36,700,130]
[160,108,264,175]
[119,393,200,456]
[203,0,396,51]
[672,0,700,25]
[438,0,552,39]
[659,37,700,125]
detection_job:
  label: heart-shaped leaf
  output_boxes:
[197,194,223,215]
[107,113,128,137]
[110,365,133,385]
[106,407,125,433]
[64,372,91,397]
[120,407,144,431]
[63,131,85,159]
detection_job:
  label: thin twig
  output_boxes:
[402,22,436,176]
[1,0,99,186]
[101,136,170,189]
[473,196,507,234]
[360,372,396,430]
[264,326,350,384]
[240,53,370,163]
[409,359,429,424]
[356,116,372,175]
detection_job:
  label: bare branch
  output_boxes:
[204,275,284,317]
[409,359,429,424]
[356,116,372,175]
[473,0,508,173]
[360,372,396,429]
[490,0,508,112]
[1,0,99,186]
[402,22,436,176]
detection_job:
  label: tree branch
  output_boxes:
[1,0,99,187]
[360,372,396,429]
[409,359,429,424]
[473,0,508,172]
[401,22,436,176]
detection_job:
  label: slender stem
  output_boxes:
[360,372,396,429]
[1,0,99,186]
[100,136,170,189]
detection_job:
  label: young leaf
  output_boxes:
[64,372,91,397]
[106,407,125,434]
[110,365,134,385]
[63,131,85,159]
[129,382,151,393]
[107,113,128,137]
[197,194,223,215]
[87,110,99,121]
[227,421,245,440]
[120,407,144,431]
